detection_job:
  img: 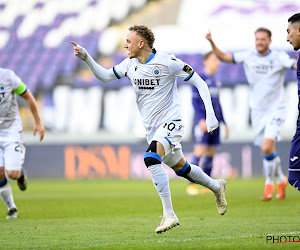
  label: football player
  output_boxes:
[71,24,228,233]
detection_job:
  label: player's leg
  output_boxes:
[262,114,287,200]
[187,128,219,195]
[168,154,227,215]
[198,146,217,194]
[197,128,219,194]
[202,127,219,178]
[190,123,205,167]
[147,120,188,233]
[0,146,18,219]
[186,144,206,195]
[202,147,216,177]
[288,132,300,191]
[4,141,27,191]
[144,140,174,217]
[261,138,278,200]
[144,140,179,234]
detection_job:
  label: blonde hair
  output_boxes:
[129,24,155,48]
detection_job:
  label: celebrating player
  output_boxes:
[206,28,297,201]
[186,51,229,195]
[0,68,45,219]
[71,24,228,233]
[287,13,300,191]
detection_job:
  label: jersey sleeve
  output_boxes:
[232,50,250,64]
[12,81,27,95]
[9,70,27,95]
[9,70,22,89]
[168,55,194,81]
[278,51,296,69]
[192,91,206,121]
[113,58,131,79]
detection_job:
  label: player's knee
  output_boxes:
[144,141,163,168]
[0,168,7,187]
[0,167,5,179]
[263,152,277,161]
[6,170,20,180]
[144,152,162,168]
[146,141,157,153]
[262,142,274,155]
[262,148,273,156]
[174,161,191,178]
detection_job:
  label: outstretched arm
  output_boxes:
[206,32,234,63]
[188,73,219,133]
[21,89,45,141]
[71,41,116,83]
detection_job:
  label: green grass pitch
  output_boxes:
[1,178,300,249]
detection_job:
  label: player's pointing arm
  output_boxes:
[206,32,234,63]
[70,41,117,83]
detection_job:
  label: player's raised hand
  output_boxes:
[70,41,87,60]
[205,114,219,133]
[205,31,213,43]
[34,122,45,142]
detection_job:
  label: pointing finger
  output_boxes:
[70,41,77,46]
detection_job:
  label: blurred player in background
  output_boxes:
[71,24,228,234]
[0,68,45,219]
[206,28,297,201]
[186,51,229,195]
[287,13,300,191]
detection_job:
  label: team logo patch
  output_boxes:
[183,63,193,74]
[291,156,299,162]
[152,66,161,76]
[0,86,4,90]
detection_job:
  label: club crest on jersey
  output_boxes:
[152,66,161,77]
[183,63,193,74]
[0,86,4,90]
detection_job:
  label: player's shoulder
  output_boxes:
[163,52,184,66]
[0,67,13,75]
[0,68,15,82]
[153,51,172,62]
[244,49,257,58]
[149,51,180,69]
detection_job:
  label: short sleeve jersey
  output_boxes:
[192,72,225,126]
[113,51,194,135]
[233,50,296,111]
[0,68,26,138]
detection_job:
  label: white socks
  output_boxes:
[274,156,286,184]
[187,164,221,193]
[263,157,276,185]
[0,182,16,210]
[148,164,175,216]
